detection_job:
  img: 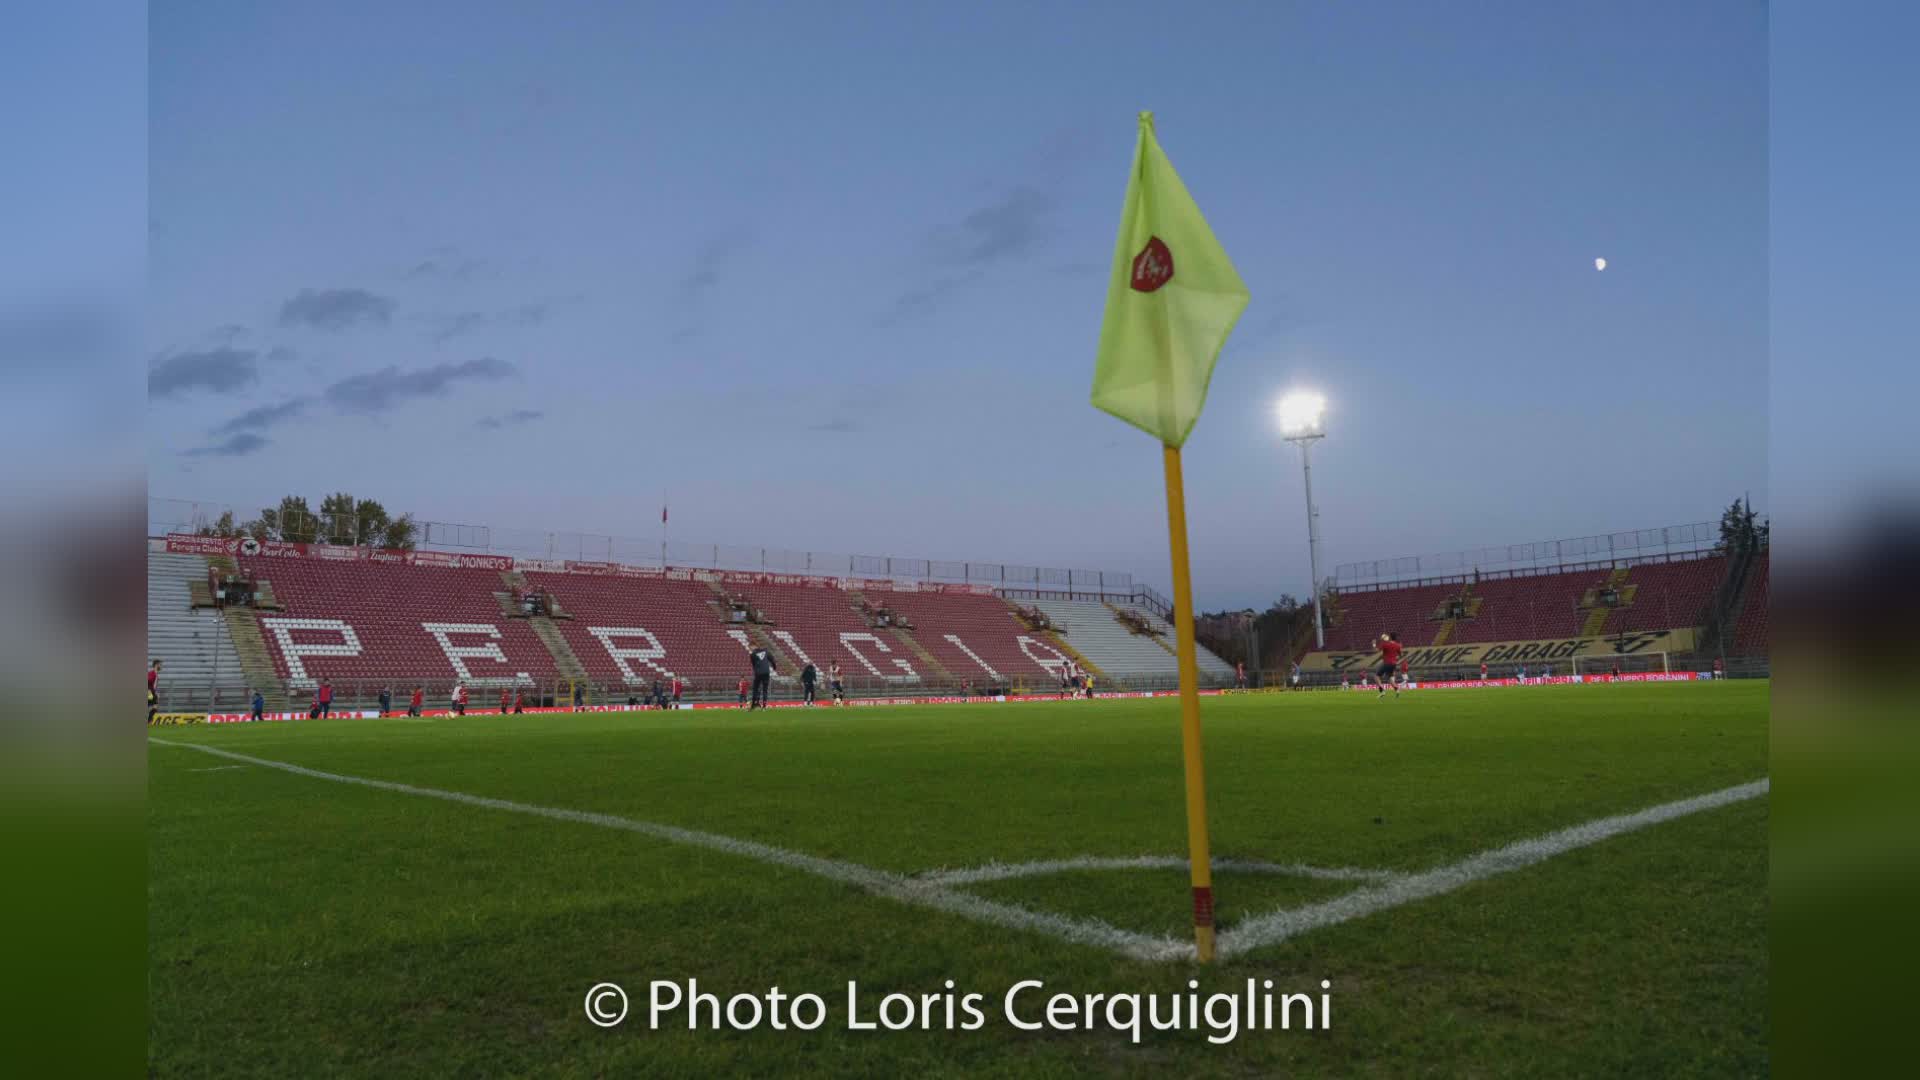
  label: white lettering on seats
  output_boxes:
[1017,635,1069,676]
[839,632,919,682]
[588,626,675,684]
[943,634,1001,680]
[260,617,362,689]
[726,628,791,682]
[770,631,814,669]
[421,622,530,686]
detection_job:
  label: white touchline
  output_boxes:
[1213,778,1771,960]
[188,765,249,772]
[147,737,1764,965]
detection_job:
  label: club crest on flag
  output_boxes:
[1130,236,1174,292]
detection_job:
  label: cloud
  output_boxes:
[477,408,544,430]
[184,432,270,458]
[431,302,549,343]
[278,287,396,331]
[933,186,1051,266]
[875,271,984,327]
[405,248,486,280]
[671,233,750,342]
[324,356,516,413]
[808,417,862,434]
[212,396,311,435]
[148,346,258,398]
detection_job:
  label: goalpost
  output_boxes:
[1571,651,1669,677]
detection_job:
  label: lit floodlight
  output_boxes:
[1276,392,1327,438]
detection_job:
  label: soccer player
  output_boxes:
[737,675,749,705]
[829,660,845,706]
[499,688,511,715]
[671,675,684,706]
[452,683,467,716]
[513,688,525,714]
[1516,664,1528,685]
[1396,657,1411,690]
[1480,661,1489,682]
[147,659,161,723]
[378,686,392,717]
[1235,661,1247,690]
[1370,633,1403,698]
[409,686,424,717]
[317,679,333,719]
[250,687,265,723]
[800,662,818,706]
[749,646,776,709]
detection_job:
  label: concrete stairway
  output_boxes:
[147,551,251,709]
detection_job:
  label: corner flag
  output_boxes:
[1091,112,1246,963]
[1092,112,1249,448]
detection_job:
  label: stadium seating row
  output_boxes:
[1323,554,1733,651]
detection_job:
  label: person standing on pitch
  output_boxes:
[829,660,845,706]
[749,645,776,709]
[1371,633,1403,699]
[800,661,818,706]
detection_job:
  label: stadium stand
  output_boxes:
[522,571,747,688]
[241,556,562,691]
[1026,598,1238,680]
[1324,554,1733,651]
[147,550,248,707]
[1732,552,1769,655]
[865,588,1067,684]
[729,580,926,684]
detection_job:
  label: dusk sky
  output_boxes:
[146,1,1768,610]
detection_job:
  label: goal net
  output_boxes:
[1571,651,1670,677]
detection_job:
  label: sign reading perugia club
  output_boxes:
[1130,236,1174,292]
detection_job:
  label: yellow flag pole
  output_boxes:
[1161,443,1215,962]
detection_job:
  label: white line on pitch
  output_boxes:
[188,765,248,772]
[917,855,1398,887]
[1213,778,1770,960]
[147,737,1188,963]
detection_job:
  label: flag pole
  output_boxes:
[1161,443,1215,962]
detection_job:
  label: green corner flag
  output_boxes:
[1091,112,1250,449]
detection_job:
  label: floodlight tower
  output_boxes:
[1277,392,1329,649]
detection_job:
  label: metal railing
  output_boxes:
[149,496,1146,597]
[1334,521,1721,590]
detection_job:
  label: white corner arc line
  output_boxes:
[917,855,1398,888]
[149,738,1763,964]
[147,737,1188,962]
[1213,778,1770,960]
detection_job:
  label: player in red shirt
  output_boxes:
[147,659,162,723]
[737,676,750,705]
[1479,661,1489,682]
[408,686,424,717]
[1370,633,1403,699]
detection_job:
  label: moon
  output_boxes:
[1594,257,1608,271]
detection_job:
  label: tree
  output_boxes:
[240,493,416,549]
[1716,496,1769,556]
[193,510,244,539]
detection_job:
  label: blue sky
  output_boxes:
[145,1,1768,610]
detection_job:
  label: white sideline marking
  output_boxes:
[148,737,1764,964]
[917,855,1398,887]
[1213,778,1771,960]
[147,737,1187,962]
[188,765,248,772]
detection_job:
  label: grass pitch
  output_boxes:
[149,683,1767,1076]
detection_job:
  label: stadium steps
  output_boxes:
[187,578,214,608]
[493,592,520,620]
[527,616,590,686]
[148,551,253,709]
[1580,568,1633,637]
[886,626,952,683]
[1105,600,1177,658]
[844,588,953,683]
[219,606,288,711]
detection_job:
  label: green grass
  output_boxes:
[149,683,1768,1077]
